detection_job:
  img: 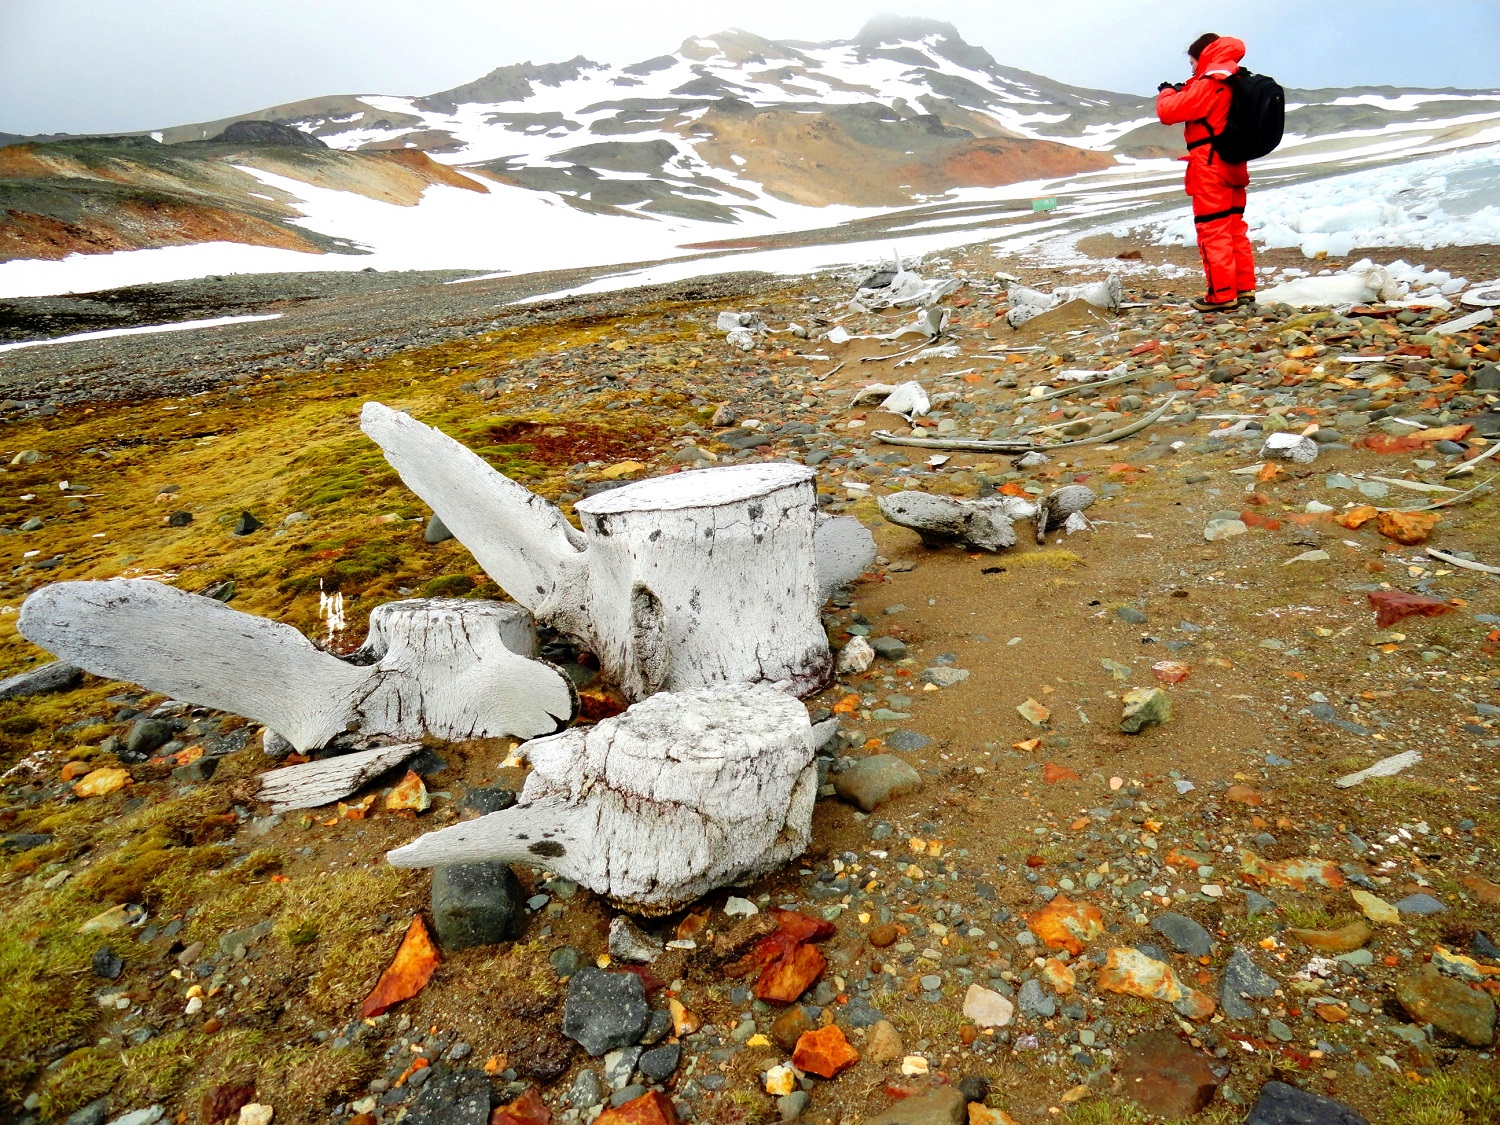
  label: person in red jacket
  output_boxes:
[1157,33,1256,312]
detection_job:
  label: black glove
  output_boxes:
[1158,81,1182,93]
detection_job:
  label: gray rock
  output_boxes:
[425,513,453,544]
[639,1009,672,1045]
[870,636,909,660]
[1243,890,1276,917]
[431,862,525,950]
[1115,606,1148,624]
[864,1085,966,1125]
[778,1090,810,1122]
[604,1045,642,1089]
[1246,1080,1368,1125]
[0,832,53,852]
[1017,978,1056,1018]
[886,730,930,751]
[65,1100,110,1125]
[637,1042,680,1083]
[403,1068,491,1125]
[562,968,651,1056]
[125,719,174,757]
[92,946,124,980]
[19,516,43,532]
[231,511,261,536]
[834,754,922,812]
[1394,893,1446,915]
[1220,948,1279,1019]
[459,786,517,815]
[0,660,81,702]
[167,510,193,527]
[610,1085,648,1108]
[218,918,273,957]
[609,916,663,963]
[567,1069,602,1111]
[1152,912,1213,956]
[921,666,970,687]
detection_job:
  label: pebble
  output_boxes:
[833,754,922,812]
[561,968,650,1056]
[1150,912,1213,956]
[1220,948,1280,1019]
[1394,893,1446,915]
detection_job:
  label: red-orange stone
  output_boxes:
[595,1091,678,1125]
[792,1024,860,1079]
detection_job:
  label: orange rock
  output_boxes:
[491,1088,551,1125]
[675,909,709,941]
[869,923,899,948]
[1461,875,1500,906]
[73,767,131,798]
[969,1106,1021,1125]
[1315,1004,1349,1023]
[385,770,430,814]
[1150,660,1191,684]
[1336,505,1379,529]
[1028,895,1105,955]
[1042,762,1079,784]
[1097,947,1215,1020]
[1223,784,1262,806]
[1289,921,1372,954]
[360,915,441,1017]
[595,1091,677,1125]
[1238,851,1343,890]
[1041,958,1076,995]
[793,1024,860,1078]
[60,760,92,782]
[756,942,826,1004]
[1367,589,1453,628]
[1375,509,1440,545]
[668,997,699,1036]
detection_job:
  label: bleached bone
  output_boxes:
[17,580,576,751]
[878,491,1036,552]
[1006,276,1122,328]
[258,742,422,812]
[387,683,817,914]
[1035,485,1097,543]
[849,381,930,419]
[361,403,837,700]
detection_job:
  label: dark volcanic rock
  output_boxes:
[431,862,526,950]
[562,967,650,1056]
[0,660,81,701]
[1246,1080,1368,1124]
[215,120,329,148]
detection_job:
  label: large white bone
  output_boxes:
[386,683,817,915]
[17,581,576,751]
[361,403,869,700]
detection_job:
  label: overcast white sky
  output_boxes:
[3,0,1499,136]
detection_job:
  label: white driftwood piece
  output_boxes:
[258,743,422,812]
[17,580,576,751]
[361,402,852,699]
[878,491,1037,552]
[387,683,817,914]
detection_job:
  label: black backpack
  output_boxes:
[1211,68,1285,163]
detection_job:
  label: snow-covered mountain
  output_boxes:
[1,17,1497,297]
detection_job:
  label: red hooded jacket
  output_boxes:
[1156,36,1250,195]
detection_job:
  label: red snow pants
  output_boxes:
[1192,176,1255,304]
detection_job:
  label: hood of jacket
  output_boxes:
[1194,36,1245,80]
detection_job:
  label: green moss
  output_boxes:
[117,1030,197,1106]
[1387,1071,1500,1124]
[420,574,476,598]
[36,1047,123,1120]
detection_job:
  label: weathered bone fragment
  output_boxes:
[258,743,423,812]
[877,491,1036,552]
[361,402,837,699]
[1035,485,1098,542]
[18,580,576,750]
[386,684,817,915]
